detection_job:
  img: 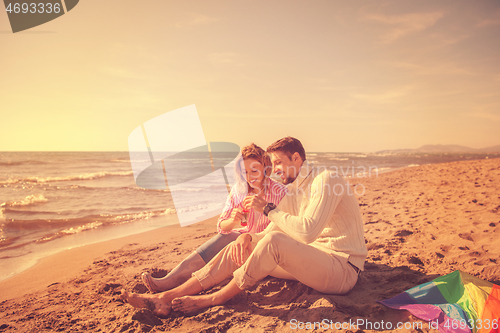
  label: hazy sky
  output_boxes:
[1,0,499,152]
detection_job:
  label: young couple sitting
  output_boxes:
[121,137,367,317]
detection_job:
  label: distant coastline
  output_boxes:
[375,144,500,154]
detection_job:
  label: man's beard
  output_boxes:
[283,176,296,185]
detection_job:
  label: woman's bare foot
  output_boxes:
[171,295,213,313]
[140,253,205,293]
[141,273,159,293]
[120,289,172,318]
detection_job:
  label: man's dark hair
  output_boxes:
[266,136,306,161]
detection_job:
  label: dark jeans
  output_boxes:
[195,231,240,263]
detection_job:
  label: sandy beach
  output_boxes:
[1,158,499,332]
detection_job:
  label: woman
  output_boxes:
[141,143,287,293]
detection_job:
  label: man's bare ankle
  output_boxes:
[158,291,173,303]
[209,294,219,306]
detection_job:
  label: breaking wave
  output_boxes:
[1,194,48,207]
[0,171,134,185]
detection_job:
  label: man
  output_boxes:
[121,137,367,317]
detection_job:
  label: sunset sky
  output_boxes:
[1,0,499,152]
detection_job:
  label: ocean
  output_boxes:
[0,151,497,281]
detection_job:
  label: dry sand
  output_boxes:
[0,158,499,332]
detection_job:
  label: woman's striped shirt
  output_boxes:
[217,178,287,234]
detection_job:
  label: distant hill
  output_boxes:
[376,144,500,154]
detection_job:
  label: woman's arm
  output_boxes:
[217,185,246,234]
[219,208,244,232]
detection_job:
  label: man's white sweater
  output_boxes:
[251,161,368,271]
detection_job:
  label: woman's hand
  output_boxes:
[231,233,252,266]
[243,195,267,214]
[230,208,244,224]
[219,208,244,232]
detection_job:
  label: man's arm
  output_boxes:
[268,171,346,244]
[244,187,291,245]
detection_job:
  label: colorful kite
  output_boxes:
[379,270,499,333]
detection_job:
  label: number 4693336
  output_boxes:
[6,2,61,14]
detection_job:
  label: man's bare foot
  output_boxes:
[120,289,171,318]
[171,295,213,313]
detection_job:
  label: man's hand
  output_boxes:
[231,233,252,266]
[243,195,267,214]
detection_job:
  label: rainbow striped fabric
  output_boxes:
[380,270,500,333]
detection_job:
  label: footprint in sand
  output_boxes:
[474,258,492,266]
[394,230,413,237]
[458,233,474,242]
[131,309,163,326]
[98,283,122,295]
[192,306,235,325]
[408,256,424,266]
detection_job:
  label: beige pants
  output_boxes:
[193,231,359,295]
